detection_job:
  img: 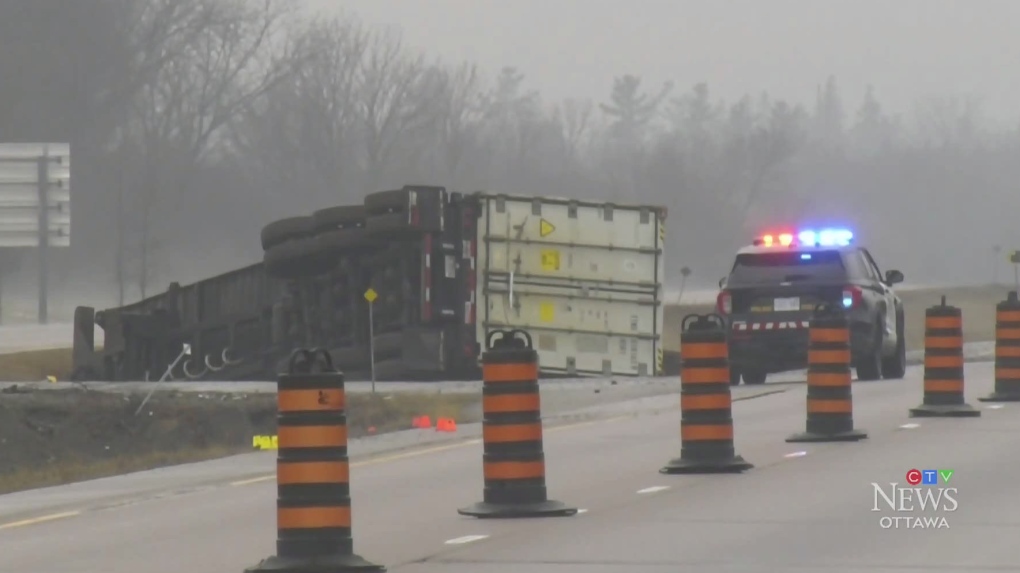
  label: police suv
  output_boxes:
[716,229,907,385]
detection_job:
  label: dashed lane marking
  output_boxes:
[444,535,489,545]
[899,423,921,429]
[783,451,808,458]
[636,486,670,494]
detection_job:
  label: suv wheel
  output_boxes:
[855,321,883,381]
[881,312,907,379]
[742,369,767,385]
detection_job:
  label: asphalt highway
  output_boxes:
[1,362,1015,573]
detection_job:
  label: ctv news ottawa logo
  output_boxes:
[871,469,957,529]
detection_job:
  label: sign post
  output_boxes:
[993,245,1002,284]
[1010,251,1020,292]
[364,287,378,393]
[0,143,71,324]
[677,266,692,304]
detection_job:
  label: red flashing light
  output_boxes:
[717,290,732,314]
[778,233,793,246]
[843,285,863,309]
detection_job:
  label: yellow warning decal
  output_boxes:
[540,249,560,271]
[539,302,555,322]
[253,435,278,450]
[539,218,556,237]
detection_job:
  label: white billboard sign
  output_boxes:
[0,143,71,248]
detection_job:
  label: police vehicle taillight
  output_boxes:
[717,291,732,314]
[842,285,863,309]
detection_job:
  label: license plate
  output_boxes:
[774,297,800,312]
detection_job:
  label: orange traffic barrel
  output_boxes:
[458,329,577,518]
[245,348,385,573]
[787,304,868,442]
[910,297,980,417]
[661,313,752,474]
[980,290,1020,402]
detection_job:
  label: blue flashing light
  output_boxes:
[842,294,853,308]
[756,228,854,248]
[799,228,853,247]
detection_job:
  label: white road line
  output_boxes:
[577,508,589,514]
[636,486,670,494]
[985,404,1005,410]
[444,535,489,545]
[783,451,808,458]
[899,423,921,429]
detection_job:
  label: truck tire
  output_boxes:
[264,236,336,279]
[261,216,313,250]
[366,211,414,236]
[855,321,884,381]
[316,227,367,256]
[881,312,907,379]
[364,189,413,214]
[311,205,365,233]
[363,186,444,236]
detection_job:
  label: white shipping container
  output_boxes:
[474,193,667,377]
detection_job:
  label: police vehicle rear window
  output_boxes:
[727,251,846,284]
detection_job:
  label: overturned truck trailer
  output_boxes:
[72,187,668,382]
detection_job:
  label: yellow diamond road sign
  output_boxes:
[364,288,378,303]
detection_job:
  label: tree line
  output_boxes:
[0,0,1015,310]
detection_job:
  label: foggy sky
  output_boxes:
[304,0,1020,123]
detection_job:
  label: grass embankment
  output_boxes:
[0,347,76,381]
[0,389,478,495]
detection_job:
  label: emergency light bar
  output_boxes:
[753,228,853,248]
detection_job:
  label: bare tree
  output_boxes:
[598,75,672,198]
[730,100,807,218]
[600,75,672,143]
[354,28,437,191]
[553,98,594,164]
[912,95,983,151]
[230,15,371,205]
[475,67,544,185]
[430,62,485,186]
[123,0,302,296]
